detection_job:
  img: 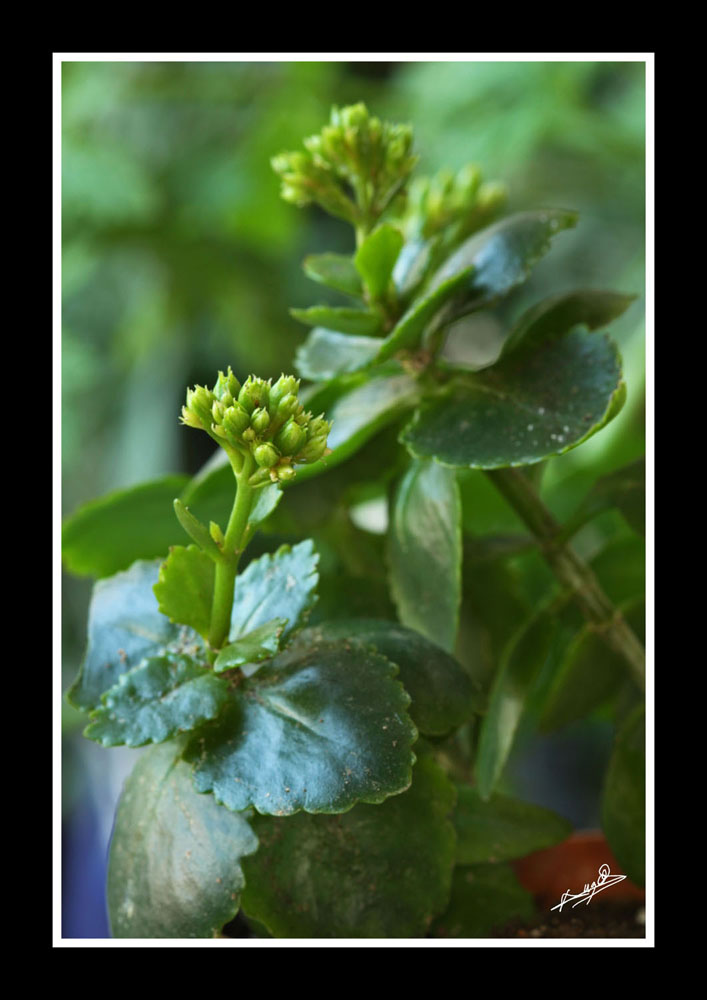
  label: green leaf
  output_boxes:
[303,252,363,298]
[392,236,434,298]
[432,863,534,938]
[214,618,288,672]
[476,607,557,799]
[184,634,417,815]
[290,305,383,336]
[67,560,200,712]
[107,740,258,938]
[153,545,215,641]
[294,328,381,381]
[84,653,229,747]
[427,208,578,317]
[501,289,636,359]
[376,267,473,362]
[540,599,645,732]
[293,372,420,482]
[388,459,462,653]
[401,328,625,468]
[62,475,190,578]
[591,535,645,605]
[248,482,283,528]
[231,539,318,642]
[453,786,572,865]
[602,705,645,886]
[570,458,645,538]
[354,223,404,299]
[300,619,482,736]
[240,754,456,937]
[172,499,223,560]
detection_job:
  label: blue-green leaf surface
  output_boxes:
[294,328,381,381]
[214,619,288,672]
[107,740,258,938]
[290,305,383,336]
[67,560,200,712]
[300,619,482,736]
[184,635,417,816]
[303,252,363,298]
[230,540,318,641]
[85,653,229,747]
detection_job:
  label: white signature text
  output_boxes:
[550,863,627,912]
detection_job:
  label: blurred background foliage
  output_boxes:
[61,59,645,937]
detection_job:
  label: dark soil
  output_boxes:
[492,900,646,939]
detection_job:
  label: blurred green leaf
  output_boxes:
[241,754,455,937]
[290,305,383,336]
[453,786,572,865]
[354,223,404,300]
[62,476,190,578]
[388,458,462,653]
[602,705,645,886]
[432,862,534,938]
[303,253,363,298]
[295,328,381,381]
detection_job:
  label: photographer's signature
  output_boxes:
[550,864,627,912]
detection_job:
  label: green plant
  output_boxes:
[63,103,645,939]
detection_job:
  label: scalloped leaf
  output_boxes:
[84,653,228,747]
[427,209,578,318]
[184,635,417,816]
[602,705,645,886]
[354,223,404,300]
[453,786,572,865]
[294,328,381,381]
[214,618,288,672]
[388,458,462,653]
[230,539,318,642]
[67,560,201,712]
[303,252,363,298]
[240,754,456,937]
[501,289,636,359]
[401,328,625,469]
[62,475,190,578]
[107,740,258,938]
[431,862,534,938]
[475,607,557,799]
[290,305,383,336]
[153,545,215,640]
[298,619,482,736]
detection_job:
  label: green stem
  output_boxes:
[207,453,256,650]
[486,467,645,692]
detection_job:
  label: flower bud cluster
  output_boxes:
[272,103,418,224]
[400,165,507,240]
[181,368,332,485]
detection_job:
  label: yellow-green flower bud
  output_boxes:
[238,377,270,414]
[274,418,306,456]
[269,374,300,413]
[180,405,202,429]
[254,442,280,468]
[242,427,256,442]
[297,434,328,464]
[212,400,225,424]
[277,393,300,420]
[248,467,273,488]
[307,415,331,439]
[250,407,270,434]
[223,404,250,437]
[213,367,241,401]
[277,464,296,482]
[185,385,215,428]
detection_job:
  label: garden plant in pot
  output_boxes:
[63,104,646,939]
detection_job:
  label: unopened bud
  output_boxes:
[185,385,215,428]
[269,374,300,413]
[250,407,270,434]
[254,442,280,469]
[297,434,328,463]
[238,377,270,414]
[277,464,296,482]
[212,400,225,424]
[213,367,241,401]
[277,393,300,420]
[223,404,250,437]
[274,418,306,456]
[180,405,202,429]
